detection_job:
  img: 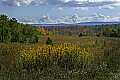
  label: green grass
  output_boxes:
[0,35,120,80]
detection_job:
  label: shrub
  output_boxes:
[78,32,87,37]
[46,37,53,46]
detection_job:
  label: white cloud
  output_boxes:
[88,13,109,22]
[69,14,82,23]
[1,0,120,8]
[0,0,44,7]
[38,14,55,23]
[56,17,65,23]
[58,7,64,10]
[21,13,120,24]
[55,14,82,23]
[22,17,38,24]
[53,7,64,10]
[110,2,120,7]
[72,7,88,10]
[99,5,114,9]
[108,17,120,21]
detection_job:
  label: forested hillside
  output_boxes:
[42,24,120,37]
[0,14,41,43]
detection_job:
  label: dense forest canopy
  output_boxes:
[0,14,41,43]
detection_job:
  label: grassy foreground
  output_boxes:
[0,36,120,80]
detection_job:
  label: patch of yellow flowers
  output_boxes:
[18,43,94,66]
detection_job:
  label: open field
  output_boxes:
[0,36,120,80]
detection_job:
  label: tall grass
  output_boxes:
[0,36,120,80]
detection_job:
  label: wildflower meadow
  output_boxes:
[0,36,120,80]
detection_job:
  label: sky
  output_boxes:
[0,0,120,24]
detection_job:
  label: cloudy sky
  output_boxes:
[0,0,120,23]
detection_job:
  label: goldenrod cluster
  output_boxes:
[18,43,94,67]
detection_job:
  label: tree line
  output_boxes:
[0,14,41,43]
[103,25,120,37]
[0,14,119,44]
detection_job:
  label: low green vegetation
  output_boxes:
[0,36,120,80]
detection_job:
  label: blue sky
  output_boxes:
[0,0,120,23]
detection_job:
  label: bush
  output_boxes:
[78,32,87,37]
[103,26,120,37]
[46,37,53,46]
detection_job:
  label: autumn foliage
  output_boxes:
[37,27,47,35]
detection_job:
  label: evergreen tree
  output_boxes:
[46,37,53,46]
[103,26,111,37]
[117,26,120,37]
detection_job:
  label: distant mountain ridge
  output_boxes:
[77,21,120,26]
[78,21,120,24]
[30,22,120,27]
